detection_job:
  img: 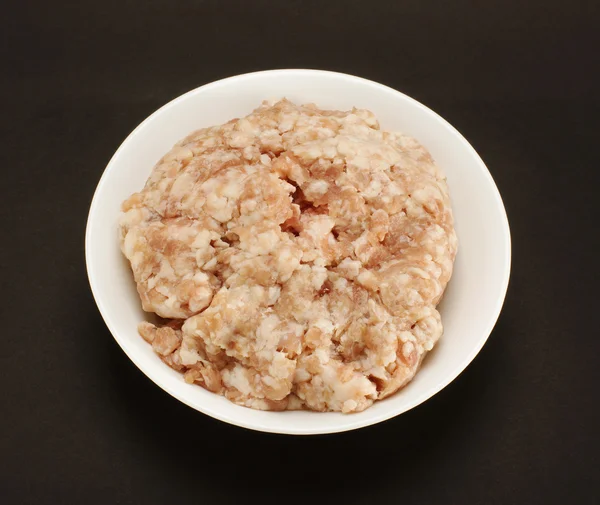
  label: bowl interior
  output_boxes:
[86,70,510,434]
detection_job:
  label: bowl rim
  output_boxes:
[85,68,512,435]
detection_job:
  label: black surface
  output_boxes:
[1,1,599,504]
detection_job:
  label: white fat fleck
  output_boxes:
[311,267,328,290]
[402,341,415,358]
[229,132,253,148]
[222,366,253,395]
[158,260,175,280]
[170,172,196,199]
[237,118,259,135]
[123,230,138,258]
[191,229,213,249]
[357,270,378,290]
[314,318,334,334]
[307,179,329,196]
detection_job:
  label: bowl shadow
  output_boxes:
[92,310,507,505]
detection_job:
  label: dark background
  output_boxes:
[1,1,598,504]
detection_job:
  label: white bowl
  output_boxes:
[86,69,511,435]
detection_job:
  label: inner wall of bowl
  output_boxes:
[87,70,509,433]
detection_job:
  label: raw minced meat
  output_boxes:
[119,99,457,413]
